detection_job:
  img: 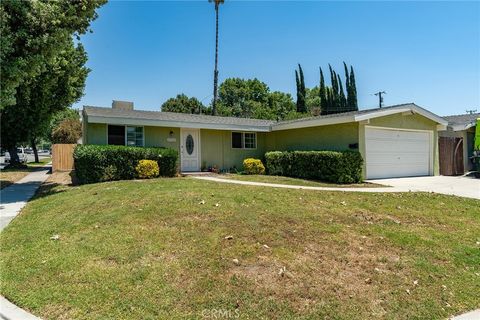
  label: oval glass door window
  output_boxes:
[186,134,194,155]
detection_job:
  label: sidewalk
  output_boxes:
[0,167,49,319]
[0,167,50,231]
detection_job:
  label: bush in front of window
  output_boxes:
[264,150,363,184]
[243,158,265,175]
[136,160,160,179]
[74,145,178,184]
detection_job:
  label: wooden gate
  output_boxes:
[439,137,464,176]
[52,144,76,172]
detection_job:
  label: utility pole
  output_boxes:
[374,91,386,108]
[466,109,477,114]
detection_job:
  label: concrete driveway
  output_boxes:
[367,176,480,200]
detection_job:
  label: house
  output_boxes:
[438,113,479,175]
[82,101,448,179]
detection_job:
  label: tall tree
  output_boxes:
[295,64,307,113]
[209,0,224,115]
[0,0,106,110]
[319,67,326,113]
[349,66,358,111]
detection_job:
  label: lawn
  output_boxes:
[220,173,384,188]
[0,177,479,319]
[0,158,51,189]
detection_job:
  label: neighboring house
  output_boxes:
[82,100,448,179]
[439,113,479,175]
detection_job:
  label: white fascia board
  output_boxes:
[354,105,449,126]
[271,115,355,131]
[87,116,271,132]
[450,123,475,131]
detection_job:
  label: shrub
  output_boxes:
[243,158,265,175]
[264,150,363,184]
[136,160,159,179]
[74,145,178,184]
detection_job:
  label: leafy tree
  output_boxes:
[0,0,104,165]
[267,91,296,120]
[217,78,270,118]
[306,86,321,115]
[1,40,89,165]
[295,64,307,113]
[51,118,82,144]
[0,0,106,109]
[161,94,207,114]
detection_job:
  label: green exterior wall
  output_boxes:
[266,122,359,152]
[358,113,440,177]
[144,126,180,152]
[86,123,107,145]
[200,129,266,171]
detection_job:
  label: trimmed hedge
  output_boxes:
[243,158,265,175]
[264,150,363,184]
[74,145,178,184]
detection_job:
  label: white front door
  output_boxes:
[181,128,200,172]
[365,126,432,179]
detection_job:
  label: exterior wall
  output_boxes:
[359,113,440,177]
[200,129,267,171]
[266,122,359,151]
[144,126,180,152]
[86,123,107,145]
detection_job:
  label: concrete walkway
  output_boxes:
[367,176,480,200]
[193,175,480,199]
[0,167,51,231]
[0,167,49,320]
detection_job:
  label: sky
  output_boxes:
[74,0,480,116]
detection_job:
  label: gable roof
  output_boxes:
[443,113,479,131]
[83,103,448,132]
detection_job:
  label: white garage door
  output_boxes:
[365,127,432,179]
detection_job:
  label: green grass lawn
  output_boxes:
[220,173,384,188]
[28,156,52,167]
[1,177,479,319]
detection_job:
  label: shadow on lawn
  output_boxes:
[32,171,78,200]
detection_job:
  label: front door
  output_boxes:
[181,128,200,172]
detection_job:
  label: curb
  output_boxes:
[0,296,41,320]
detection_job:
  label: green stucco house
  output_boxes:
[82,101,448,179]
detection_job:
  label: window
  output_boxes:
[231,132,256,149]
[108,125,125,145]
[126,126,144,147]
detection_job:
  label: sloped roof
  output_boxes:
[84,103,447,132]
[443,113,479,131]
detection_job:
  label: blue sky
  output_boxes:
[75,0,480,116]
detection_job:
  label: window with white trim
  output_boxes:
[126,126,144,147]
[231,132,256,149]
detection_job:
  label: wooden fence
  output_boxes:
[52,144,76,172]
[439,137,463,176]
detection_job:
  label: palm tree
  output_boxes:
[209,0,224,115]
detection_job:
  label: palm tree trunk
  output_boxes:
[212,3,219,115]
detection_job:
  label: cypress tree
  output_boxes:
[319,67,326,114]
[338,74,346,112]
[295,64,307,113]
[343,62,351,111]
[349,66,358,111]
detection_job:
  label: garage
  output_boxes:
[365,126,432,179]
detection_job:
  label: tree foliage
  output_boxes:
[295,64,307,113]
[51,118,82,144]
[161,94,207,114]
[0,0,106,109]
[319,63,358,115]
[0,0,104,164]
[216,78,295,120]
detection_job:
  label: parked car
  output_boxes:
[5,147,28,164]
